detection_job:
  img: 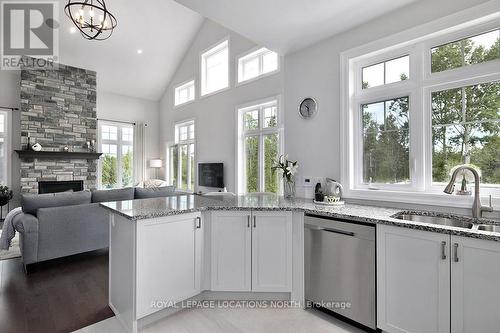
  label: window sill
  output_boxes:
[236,68,280,88]
[200,86,230,100]
[344,188,500,212]
[174,99,196,109]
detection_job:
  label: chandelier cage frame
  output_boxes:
[64,0,117,40]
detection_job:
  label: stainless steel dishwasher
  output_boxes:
[304,214,376,331]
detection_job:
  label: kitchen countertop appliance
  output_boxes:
[304,214,376,331]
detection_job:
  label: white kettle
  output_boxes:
[326,178,343,198]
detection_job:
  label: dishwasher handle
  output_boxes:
[305,223,355,237]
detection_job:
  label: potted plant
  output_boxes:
[0,185,13,207]
[273,154,298,199]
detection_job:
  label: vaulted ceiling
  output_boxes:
[174,0,418,54]
[58,0,203,101]
[57,0,419,101]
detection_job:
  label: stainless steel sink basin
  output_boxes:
[394,213,474,229]
[476,224,500,233]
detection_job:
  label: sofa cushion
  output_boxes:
[134,186,176,199]
[91,187,135,203]
[22,190,91,216]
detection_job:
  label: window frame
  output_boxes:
[97,120,136,189]
[0,110,11,187]
[174,79,196,107]
[236,96,284,194]
[200,38,230,98]
[167,119,196,191]
[236,46,280,85]
[341,11,500,208]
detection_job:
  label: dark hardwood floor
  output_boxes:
[0,250,113,333]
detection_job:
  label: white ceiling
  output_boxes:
[58,0,203,101]
[174,0,417,55]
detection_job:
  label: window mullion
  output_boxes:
[177,145,181,189]
[187,145,191,190]
[259,133,264,192]
[187,144,192,190]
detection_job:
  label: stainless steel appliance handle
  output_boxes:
[247,215,250,228]
[304,223,354,237]
[253,215,256,228]
[196,216,201,229]
[453,243,459,262]
[441,241,447,260]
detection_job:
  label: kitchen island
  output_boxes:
[101,194,500,333]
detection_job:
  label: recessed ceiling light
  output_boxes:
[137,49,143,54]
[70,27,77,34]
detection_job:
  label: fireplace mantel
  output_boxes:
[15,150,102,160]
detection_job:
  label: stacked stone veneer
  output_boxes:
[20,61,97,193]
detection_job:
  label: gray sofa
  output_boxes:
[14,186,177,270]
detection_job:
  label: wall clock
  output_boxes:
[298,97,318,119]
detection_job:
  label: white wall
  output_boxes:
[283,0,493,198]
[97,91,161,180]
[159,0,492,197]
[159,19,285,192]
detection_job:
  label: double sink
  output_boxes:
[394,212,500,233]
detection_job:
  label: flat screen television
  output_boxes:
[198,163,224,188]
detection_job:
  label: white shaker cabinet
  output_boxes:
[251,211,292,292]
[136,213,203,318]
[377,225,500,333]
[376,225,450,333]
[211,211,252,291]
[210,210,292,292]
[451,235,500,333]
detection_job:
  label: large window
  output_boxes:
[432,81,499,184]
[201,40,229,96]
[174,80,195,106]
[237,47,279,83]
[362,97,410,185]
[343,19,500,204]
[168,120,195,191]
[0,111,9,186]
[99,122,135,189]
[237,98,282,194]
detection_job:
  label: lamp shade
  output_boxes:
[149,159,163,168]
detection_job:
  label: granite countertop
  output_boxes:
[100,194,500,242]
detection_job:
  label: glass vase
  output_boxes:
[283,177,296,199]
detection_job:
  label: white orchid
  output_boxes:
[273,154,298,181]
[287,164,298,175]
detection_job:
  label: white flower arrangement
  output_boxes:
[272,154,298,181]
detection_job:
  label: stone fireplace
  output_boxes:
[19,60,98,194]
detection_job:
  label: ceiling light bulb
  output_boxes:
[89,9,94,17]
[70,27,77,33]
[137,49,143,54]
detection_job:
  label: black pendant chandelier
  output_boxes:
[64,0,117,40]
